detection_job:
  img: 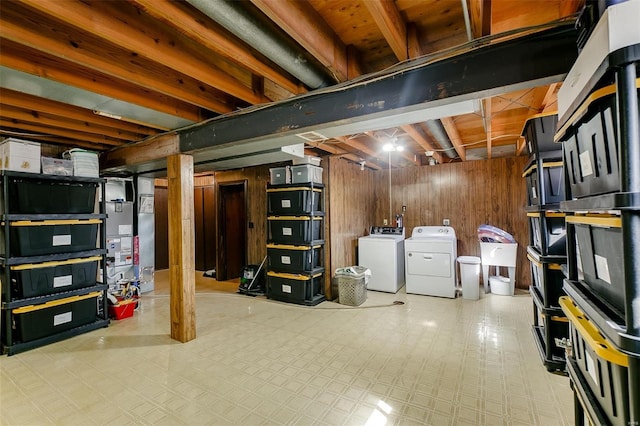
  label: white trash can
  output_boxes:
[457,256,481,300]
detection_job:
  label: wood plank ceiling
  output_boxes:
[0,0,584,170]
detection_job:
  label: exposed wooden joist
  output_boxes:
[440,117,467,161]
[0,117,125,146]
[167,154,196,343]
[0,105,138,143]
[0,43,204,124]
[309,142,382,170]
[0,89,161,136]
[336,136,382,161]
[0,127,112,151]
[400,124,445,164]
[250,0,350,82]
[20,0,267,105]
[540,83,559,113]
[131,0,303,95]
[469,0,492,38]
[363,0,408,62]
[0,9,236,114]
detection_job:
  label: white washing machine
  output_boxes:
[404,226,457,298]
[358,226,405,293]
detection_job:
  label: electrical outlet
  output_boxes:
[383,218,388,225]
[402,205,406,212]
[443,219,450,226]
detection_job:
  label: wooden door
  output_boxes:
[217,182,246,280]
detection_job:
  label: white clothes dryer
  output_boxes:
[404,226,457,298]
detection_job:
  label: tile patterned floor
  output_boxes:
[0,275,573,425]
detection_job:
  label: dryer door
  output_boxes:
[406,250,452,277]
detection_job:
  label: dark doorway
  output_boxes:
[217,181,247,280]
[154,186,169,270]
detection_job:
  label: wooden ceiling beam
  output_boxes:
[20,0,267,105]
[131,0,303,96]
[250,0,351,82]
[400,124,444,164]
[440,117,467,161]
[469,0,492,38]
[0,10,235,114]
[0,104,139,142]
[101,133,180,170]
[306,141,382,170]
[0,118,125,146]
[336,136,382,160]
[363,0,408,62]
[540,82,559,113]
[0,43,204,123]
[0,89,160,136]
[0,129,111,151]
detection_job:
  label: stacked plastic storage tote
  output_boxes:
[266,159,325,306]
[555,1,640,424]
[0,170,109,355]
[521,110,569,373]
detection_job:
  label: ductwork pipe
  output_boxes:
[186,0,332,89]
[424,119,458,159]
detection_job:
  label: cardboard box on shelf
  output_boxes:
[0,138,41,174]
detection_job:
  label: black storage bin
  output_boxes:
[267,187,322,215]
[2,219,100,257]
[523,159,565,206]
[1,177,98,214]
[267,271,323,304]
[10,256,100,298]
[561,296,631,426]
[12,292,100,342]
[522,112,559,157]
[528,247,565,308]
[541,311,569,362]
[267,216,322,244]
[528,211,566,256]
[568,215,625,314]
[267,244,322,273]
[557,84,638,198]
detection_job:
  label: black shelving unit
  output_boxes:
[266,178,326,306]
[1,171,109,355]
[522,113,569,373]
[555,8,640,422]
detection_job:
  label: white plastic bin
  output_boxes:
[457,256,481,300]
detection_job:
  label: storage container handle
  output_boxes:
[559,296,628,367]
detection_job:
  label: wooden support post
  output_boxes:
[167,154,196,343]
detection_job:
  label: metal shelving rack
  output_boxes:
[0,171,109,355]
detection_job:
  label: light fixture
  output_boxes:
[383,137,403,152]
[93,110,122,120]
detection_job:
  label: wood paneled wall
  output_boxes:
[154,156,530,292]
[325,157,377,298]
[326,155,531,290]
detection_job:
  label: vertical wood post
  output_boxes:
[167,154,196,342]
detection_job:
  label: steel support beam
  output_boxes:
[102,24,578,174]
